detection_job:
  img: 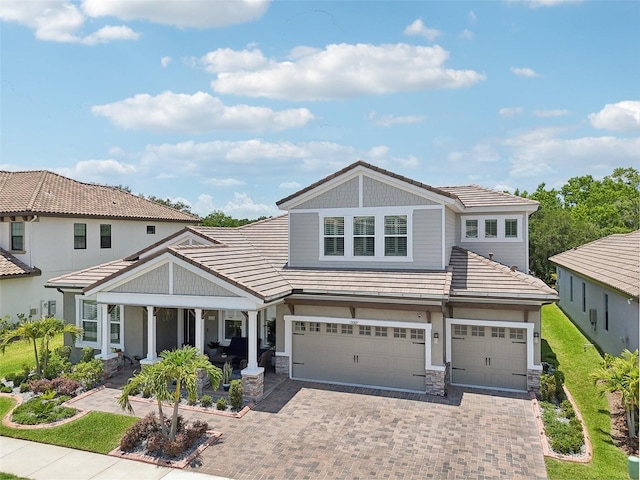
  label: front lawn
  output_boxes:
[542,304,629,480]
[0,334,63,379]
[0,397,137,454]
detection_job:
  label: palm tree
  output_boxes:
[118,346,221,441]
[591,349,639,439]
[0,317,82,376]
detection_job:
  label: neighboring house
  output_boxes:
[549,231,639,356]
[46,161,557,401]
[0,170,198,321]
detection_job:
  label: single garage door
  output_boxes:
[291,321,426,391]
[450,324,527,391]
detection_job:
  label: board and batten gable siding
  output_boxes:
[292,177,359,210]
[555,266,638,356]
[454,211,529,272]
[362,176,438,207]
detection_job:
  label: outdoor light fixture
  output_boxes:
[433,332,439,344]
[534,332,540,343]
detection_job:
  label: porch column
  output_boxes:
[195,308,205,354]
[176,308,184,348]
[247,310,258,369]
[96,304,116,360]
[241,308,265,403]
[142,306,158,364]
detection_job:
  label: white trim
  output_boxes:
[358,174,363,208]
[218,309,247,342]
[138,230,216,260]
[95,292,259,310]
[445,317,538,371]
[460,215,524,243]
[440,205,446,269]
[168,262,174,294]
[75,295,99,348]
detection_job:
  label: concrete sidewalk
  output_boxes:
[0,437,231,480]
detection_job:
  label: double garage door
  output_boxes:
[450,324,528,391]
[291,321,426,391]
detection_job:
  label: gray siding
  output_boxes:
[289,212,319,267]
[112,263,170,294]
[363,176,437,207]
[444,208,456,265]
[556,267,638,356]
[413,209,443,269]
[293,177,359,209]
[173,265,238,297]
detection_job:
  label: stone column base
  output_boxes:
[241,367,265,403]
[275,355,289,375]
[425,368,446,396]
[98,354,121,379]
[527,369,541,394]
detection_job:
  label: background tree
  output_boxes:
[200,210,268,227]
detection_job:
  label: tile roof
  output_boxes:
[276,160,538,209]
[48,214,557,303]
[449,247,558,299]
[0,170,199,222]
[0,249,41,279]
[549,230,640,298]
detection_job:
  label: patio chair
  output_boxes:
[258,349,273,373]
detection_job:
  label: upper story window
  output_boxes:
[74,223,87,249]
[100,224,112,249]
[323,217,344,256]
[384,215,407,256]
[353,216,375,256]
[147,225,156,235]
[461,215,522,242]
[10,222,24,251]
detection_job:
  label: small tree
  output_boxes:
[591,349,639,438]
[0,317,82,376]
[118,346,221,441]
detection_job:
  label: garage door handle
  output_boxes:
[512,341,526,344]
[452,336,464,340]
[512,373,527,377]
[293,333,304,336]
[413,374,426,377]
[412,342,425,345]
[292,362,304,365]
[452,367,465,371]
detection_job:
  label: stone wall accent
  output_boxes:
[100,354,121,379]
[527,369,541,394]
[294,177,359,209]
[363,176,437,207]
[241,369,265,403]
[275,355,289,375]
[425,369,446,396]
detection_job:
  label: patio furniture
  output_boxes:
[210,354,238,367]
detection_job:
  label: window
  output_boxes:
[109,305,122,345]
[465,219,478,239]
[359,325,371,336]
[509,328,525,340]
[505,219,518,238]
[309,322,320,332]
[323,217,344,256]
[375,326,388,337]
[582,282,586,312]
[10,222,24,251]
[471,326,485,337]
[393,328,406,338]
[326,323,338,334]
[100,224,112,249]
[223,310,245,340]
[384,215,407,257]
[353,216,375,256]
[293,321,306,332]
[410,329,424,340]
[604,294,609,331]
[341,324,353,335]
[454,325,467,336]
[570,276,574,302]
[80,299,98,343]
[491,327,505,338]
[484,219,497,238]
[147,225,156,234]
[74,223,86,249]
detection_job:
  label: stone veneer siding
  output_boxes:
[527,369,541,394]
[425,369,446,396]
[275,355,289,375]
[100,355,121,379]
[242,370,265,403]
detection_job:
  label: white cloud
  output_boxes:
[202,177,244,187]
[369,112,425,127]
[403,19,441,41]
[81,0,270,28]
[161,56,172,68]
[469,11,477,23]
[0,1,140,44]
[279,181,301,189]
[510,66,541,78]
[533,109,570,117]
[494,184,515,194]
[524,0,583,8]
[208,44,485,100]
[499,107,523,118]
[459,29,475,40]
[193,193,276,219]
[91,91,314,133]
[55,159,137,183]
[588,101,640,132]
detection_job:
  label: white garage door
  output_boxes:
[291,321,426,391]
[450,324,527,391]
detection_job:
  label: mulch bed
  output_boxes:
[607,390,639,456]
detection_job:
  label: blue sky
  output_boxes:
[2,0,639,219]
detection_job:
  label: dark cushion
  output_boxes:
[225,336,248,357]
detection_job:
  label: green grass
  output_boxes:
[0,473,32,480]
[0,334,63,379]
[0,397,137,454]
[542,304,630,480]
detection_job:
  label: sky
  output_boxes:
[1,0,639,219]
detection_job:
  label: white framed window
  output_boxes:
[461,215,523,242]
[10,222,24,251]
[326,323,338,334]
[384,215,407,257]
[221,310,245,340]
[108,305,123,347]
[393,328,406,338]
[509,328,525,340]
[359,325,372,336]
[471,326,485,337]
[309,322,320,332]
[375,326,387,337]
[353,216,375,256]
[454,324,467,336]
[294,321,306,332]
[78,299,98,344]
[410,329,424,340]
[323,217,344,256]
[341,324,353,335]
[491,327,505,338]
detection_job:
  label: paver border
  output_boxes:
[0,392,91,430]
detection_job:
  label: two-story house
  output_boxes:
[46,162,557,401]
[0,170,198,321]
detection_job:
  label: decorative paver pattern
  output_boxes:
[75,379,546,479]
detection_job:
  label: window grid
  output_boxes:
[10,222,24,251]
[465,219,478,239]
[484,219,498,238]
[74,223,87,249]
[454,325,467,336]
[100,224,112,249]
[505,219,518,238]
[326,323,338,334]
[147,225,156,234]
[341,324,353,335]
[410,329,424,340]
[393,328,406,338]
[309,322,320,332]
[324,217,345,256]
[375,326,388,337]
[384,215,408,257]
[471,326,485,337]
[359,325,372,336]
[353,216,375,256]
[108,305,122,344]
[81,300,98,343]
[509,328,525,340]
[492,327,505,338]
[294,321,306,332]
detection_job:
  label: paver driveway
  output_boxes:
[189,379,546,480]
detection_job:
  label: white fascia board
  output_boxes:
[95,292,259,310]
[461,204,539,214]
[289,294,443,307]
[450,292,557,301]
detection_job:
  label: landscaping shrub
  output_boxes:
[187,392,198,406]
[229,380,243,409]
[19,382,29,393]
[199,395,213,408]
[28,378,54,394]
[51,377,81,397]
[43,349,72,380]
[541,400,585,455]
[0,385,12,393]
[11,373,26,386]
[68,358,104,390]
[120,413,160,451]
[4,373,15,383]
[216,397,227,410]
[11,396,77,425]
[54,345,72,360]
[80,347,95,363]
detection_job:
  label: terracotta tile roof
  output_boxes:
[275,160,538,209]
[0,170,198,222]
[48,214,557,304]
[449,247,558,300]
[0,249,41,279]
[549,230,640,298]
